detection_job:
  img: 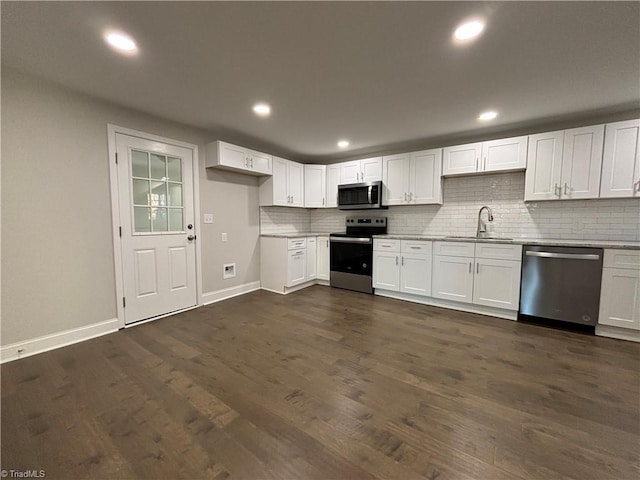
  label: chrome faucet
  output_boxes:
[477,206,494,238]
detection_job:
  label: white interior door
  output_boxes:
[116,133,197,324]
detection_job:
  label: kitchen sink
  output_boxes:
[445,236,513,241]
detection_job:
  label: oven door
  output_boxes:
[330,236,373,276]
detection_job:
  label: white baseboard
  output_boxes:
[202,281,261,305]
[596,324,640,343]
[374,289,517,321]
[1,318,119,364]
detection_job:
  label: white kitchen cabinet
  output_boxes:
[382,149,442,206]
[287,248,307,286]
[599,250,640,331]
[472,258,522,310]
[524,125,604,201]
[261,237,314,293]
[373,240,432,295]
[306,237,317,280]
[259,157,304,207]
[432,254,474,303]
[317,236,330,281]
[326,164,340,208]
[600,119,640,198]
[442,136,527,176]
[304,164,326,207]
[340,157,382,184]
[206,140,272,176]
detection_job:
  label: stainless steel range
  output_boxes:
[330,216,387,294]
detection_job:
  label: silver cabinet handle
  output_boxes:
[554,183,560,197]
[483,157,486,170]
[250,157,254,168]
[476,157,479,171]
[401,256,404,266]
[468,262,472,273]
[396,256,398,266]
[564,183,568,195]
[326,240,329,247]
[634,179,640,193]
[476,262,479,274]
[322,197,325,206]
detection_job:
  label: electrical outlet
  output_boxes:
[222,233,228,242]
[203,214,213,224]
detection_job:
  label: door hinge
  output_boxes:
[115,153,118,164]
[119,226,122,237]
[123,297,126,308]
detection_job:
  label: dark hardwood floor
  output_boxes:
[2,286,639,479]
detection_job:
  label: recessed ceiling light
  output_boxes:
[453,19,485,42]
[478,110,498,121]
[253,103,271,117]
[104,31,138,54]
[337,140,350,148]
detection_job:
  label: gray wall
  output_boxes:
[1,68,260,345]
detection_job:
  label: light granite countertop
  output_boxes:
[372,234,640,250]
[260,232,335,238]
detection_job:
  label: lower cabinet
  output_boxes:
[598,250,640,331]
[287,248,307,286]
[317,236,330,281]
[373,240,432,296]
[306,237,317,281]
[472,258,522,310]
[432,255,474,303]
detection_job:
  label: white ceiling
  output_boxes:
[2,1,639,161]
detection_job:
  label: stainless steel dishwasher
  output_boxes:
[519,245,604,326]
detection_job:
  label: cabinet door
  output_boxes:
[442,142,482,176]
[316,237,330,280]
[599,268,640,330]
[524,130,564,201]
[304,164,326,207]
[560,124,604,199]
[218,142,248,170]
[382,153,410,205]
[340,161,361,184]
[306,238,317,280]
[482,136,528,172]
[326,165,340,208]
[287,249,306,286]
[432,255,474,303]
[249,149,272,175]
[373,251,400,291]
[472,259,521,311]
[361,157,383,182]
[288,161,304,207]
[411,149,443,204]
[400,254,431,296]
[600,119,640,198]
[271,157,289,206]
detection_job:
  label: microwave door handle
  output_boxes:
[367,185,372,204]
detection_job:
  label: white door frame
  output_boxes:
[107,124,203,329]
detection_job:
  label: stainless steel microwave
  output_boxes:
[337,181,385,210]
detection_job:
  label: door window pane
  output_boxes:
[131,150,149,178]
[133,179,150,206]
[150,154,166,180]
[151,207,168,232]
[134,207,151,232]
[168,183,183,206]
[151,182,167,206]
[168,208,184,231]
[167,157,182,181]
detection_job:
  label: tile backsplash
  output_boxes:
[261,172,640,241]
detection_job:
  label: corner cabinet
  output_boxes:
[206,140,272,176]
[600,119,640,198]
[317,236,330,281]
[259,157,304,207]
[304,164,326,208]
[382,149,443,206]
[524,124,605,201]
[442,136,527,176]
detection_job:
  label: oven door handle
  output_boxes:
[330,237,372,244]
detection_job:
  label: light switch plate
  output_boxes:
[222,233,228,242]
[203,214,213,224]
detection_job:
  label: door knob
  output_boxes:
[187,235,196,241]
[187,224,193,230]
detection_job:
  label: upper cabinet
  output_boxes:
[326,164,340,208]
[600,119,640,198]
[259,157,304,207]
[304,164,326,208]
[524,124,604,201]
[339,157,382,184]
[382,148,442,205]
[442,136,527,176]
[206,140,272,176]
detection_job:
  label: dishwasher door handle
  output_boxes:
[525,251,600,260]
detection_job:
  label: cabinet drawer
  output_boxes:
[433,241,475,258]
[288,238,307,250]
[603,249,640,270]
[401,240,432,255]
[374,239,401,252]
[475,243,522,261]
